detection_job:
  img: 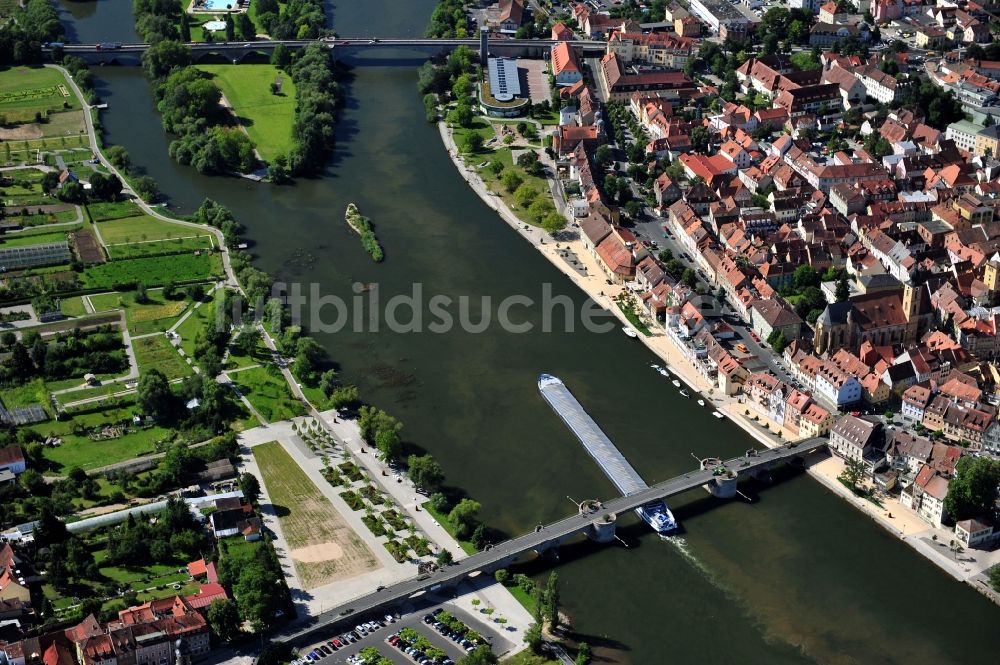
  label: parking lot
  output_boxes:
[297,604,510,665]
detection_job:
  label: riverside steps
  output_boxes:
[278,432,827,647]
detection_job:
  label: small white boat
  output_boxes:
[679,390,690,398]
[650,364,661,370]
[623,326,638,338]
[671,379,681,388]
[697,399,706,406]
[658,368,670,377]
[712,411,724,419]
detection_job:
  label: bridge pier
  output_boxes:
[579,499,617,544]
[700,457,739,499]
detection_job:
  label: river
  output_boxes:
[62,1,1000,663]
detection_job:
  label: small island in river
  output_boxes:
[345,203,384,262]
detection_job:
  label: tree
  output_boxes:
[836,276,850,302]
[793,265,820,290]
[271,42,292,69]
[429,492,449,514]
[524,623,543,654]
[457,646,498,665]
[447,102,474,128]
[544,572,560,630]
[41,170,60,192]
[448,498,481,539]
[541,212,566,235]
[944,457,1000,521]
[691,126,709,153]
[408,454,445,492]
[500,170,523,193]
[767,330,788,353]
[436,549,453,566]
[207,599,240,642]
[319,369,340,396]
[106,145,131,171]
[235,12,255,41]
[423,92,439,122]
[470,523,488,550]
[375,428,403,463]
[234,326,261,357]
[141,40,191,81]
[88,172,123,201]
[595,144,612,168]
[576,643,591,665]
[224,13,235,42]
[681,268,696,288]
[513,183,537,207]
[135,283,149,304]
[239,472,261,504]
[494,568,509,584]
[133,175,159,203]
[137,369,173,420]
[839,458,866,491]
[462,132,484,153]
[57,180,84,203]
[988,564,1000,593]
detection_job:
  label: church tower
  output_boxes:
[902,280,921,344]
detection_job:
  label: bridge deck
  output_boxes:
[538,374,647,496]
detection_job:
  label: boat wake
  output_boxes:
[660,535,731,596]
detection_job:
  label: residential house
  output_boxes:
[551,42,583,86]
[901,383,933,422]
[815,360,863,409]
[800,402,834,437]
[497,0,525,33]
[749,298,803,344]
[830,414,885,471]
[902,464,949,527]
[955,518,996,549]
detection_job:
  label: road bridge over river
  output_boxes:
[50,38,606,65]
[277,438,828,647]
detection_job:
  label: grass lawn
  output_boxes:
[86,200,143,222]
[252,441,379,588]
[98,215,205,244]
[59,295,88,317]
[0,230,72,247]
[229,366,306,422]
[0,66,78,123]
[81,253,223,289]
[196,64,297,162]
[133,335,193,380]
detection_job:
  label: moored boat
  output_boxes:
[623,326,638,338]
